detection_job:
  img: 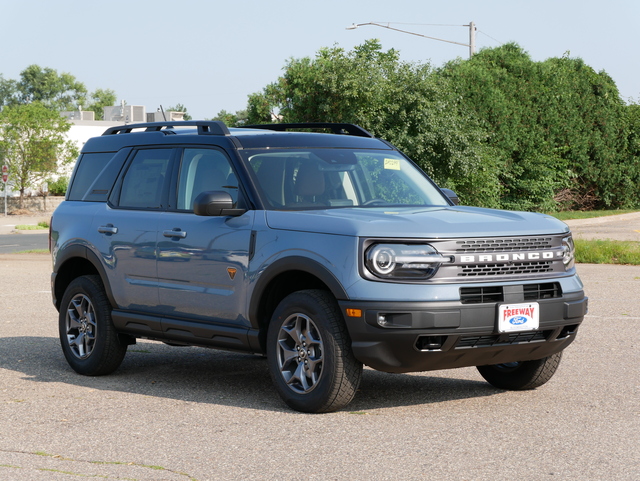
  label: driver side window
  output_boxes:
[176,148,239,211]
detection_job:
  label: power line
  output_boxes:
[477,30,502,45]
[367,21,468,28]
[347,22,475,56]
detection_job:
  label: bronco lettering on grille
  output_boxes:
[457,251,563,263]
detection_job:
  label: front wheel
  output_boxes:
[477,352,563,390]
[59,275,127,376]
[267,290,362,413]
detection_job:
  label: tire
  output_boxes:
[477,351,563,390]
[59,275,127,376]
[266,289,363,413]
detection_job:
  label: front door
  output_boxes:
[155,147,253,327]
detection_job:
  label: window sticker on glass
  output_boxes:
[384,158,401,170]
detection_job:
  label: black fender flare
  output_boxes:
[53,244,117,310]
[248,256,349,328]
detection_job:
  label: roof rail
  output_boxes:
[102,121,230,136]
[241,122,374,138]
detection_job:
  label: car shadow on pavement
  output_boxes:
[0,336,500,413]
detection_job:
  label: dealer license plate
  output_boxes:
[498,302,539,333]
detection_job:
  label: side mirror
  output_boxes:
[193,191,245,216]
[441,188,460,206]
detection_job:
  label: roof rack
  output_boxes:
[241,122,374,138]
[102,121,230,136]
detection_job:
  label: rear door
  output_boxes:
[92,147,174,314]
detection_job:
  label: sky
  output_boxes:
[3,0,639,120]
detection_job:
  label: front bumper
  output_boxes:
[339,291,587,373]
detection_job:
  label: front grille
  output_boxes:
[455,237,553,253]
[460,286,504,304]
[456,330,549,348]
[460,282,562,304]
[459,261,553,277]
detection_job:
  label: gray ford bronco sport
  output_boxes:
[51,121,587,413]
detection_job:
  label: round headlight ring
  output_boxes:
[368,245,396,275]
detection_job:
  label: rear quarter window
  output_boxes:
[67,152,119,201]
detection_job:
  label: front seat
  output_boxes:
[292,162,325,207]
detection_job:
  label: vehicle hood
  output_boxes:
[264,206,570,238]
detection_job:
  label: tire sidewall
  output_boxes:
[266,290,348,413]
[477,352,563,390]
[59,275,122,376]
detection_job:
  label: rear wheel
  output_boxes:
[59,275,127,376]
[477,352,563,390]
[267,289,362,413]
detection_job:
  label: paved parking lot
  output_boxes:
[0,253,638,480]
[565,211,640,241]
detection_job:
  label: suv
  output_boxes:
[51,121,587,413]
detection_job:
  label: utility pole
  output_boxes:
[469,21,476,57]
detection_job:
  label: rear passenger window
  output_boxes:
[118,149,172,209]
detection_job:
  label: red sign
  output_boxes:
[2,173,7,183]
[1,165,7,173]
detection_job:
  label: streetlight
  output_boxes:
[346,22,476,58]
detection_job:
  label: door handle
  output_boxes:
[163,229,187,239]
[98,225,118,235]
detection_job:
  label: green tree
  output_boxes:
[212,108,248,126]
[86,88,117,120]
[0,102,78,207]
[1,65,117,116]
[245,41,638,210]
[0,74,18,108]
[246,88,281,124]
[246,40,499,207]
[17,65,88,111]
[45,176,69,196]
[439,43,634,210]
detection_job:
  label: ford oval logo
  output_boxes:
[509,316,528,325]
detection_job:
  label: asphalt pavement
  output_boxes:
[0,214,51,253]
[0,257,639,479]
[0,210,638,480]
[564,210,640,241]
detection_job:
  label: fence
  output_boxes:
[1,196,64,214]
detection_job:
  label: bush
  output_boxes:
[47,177,68,196]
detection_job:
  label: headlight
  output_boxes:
[562,235,575,270]
[365,243,451,280]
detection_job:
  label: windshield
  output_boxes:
[240,149,449,210]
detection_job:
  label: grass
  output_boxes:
[15,221,49,230]
[547,209,638,221]
[575,239,640,265]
